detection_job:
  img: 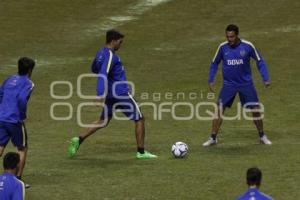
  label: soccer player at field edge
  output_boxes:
[203,24,272,146]
[0,57,35,188]
[0,152,25,200]
[68,30,157,159]
[236,167,273,200]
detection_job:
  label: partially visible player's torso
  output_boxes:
[0,172,24,200]
[237,188,273,200]
[220,41,255,86]
[96,47,130,98]
[0,75,33,124]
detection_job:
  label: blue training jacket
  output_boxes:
[91,47,130,98]
[236,188,273,200]
[0,75,34,124]
[208,39,269,86]
[0,172,25,200]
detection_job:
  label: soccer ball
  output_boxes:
[171,142,188,158]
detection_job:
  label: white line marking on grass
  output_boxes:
[275,25,300,33]
[87,0,173,33]
[128,0,173,15]
[4,0,173,69]
[109,16,137,23]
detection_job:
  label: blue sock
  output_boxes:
[259,131,265,138]
[78,136,84,145]
[211,134,217,140]
[137,147,144,154]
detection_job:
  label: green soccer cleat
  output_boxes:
[68,137,80,157]
[136,151,158,159]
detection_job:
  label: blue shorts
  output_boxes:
[100,93,143,121]
[218,84,259,108]
[0,121,28,149]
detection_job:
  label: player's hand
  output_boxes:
[209,82,216,93]
[264,81,271,88]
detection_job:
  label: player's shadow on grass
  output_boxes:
[71,157,138,169]
[85,140,136,153]
[68,154,156,170]
[206,144,258,155]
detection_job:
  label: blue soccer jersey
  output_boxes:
[91,47,130,98]
[91,47,142,121]
[0,75,34,124]
[208,39,269,86]
[0,172,25,200]
[236,188,273,200]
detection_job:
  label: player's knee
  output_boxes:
[17,145,28,152]
[252,111,261,117]
[97,119,110,128]
[135,116,145,124]
[139,116,145,122]
[213,111,222,119]
[215,106,223,116]
[102,122,109,128]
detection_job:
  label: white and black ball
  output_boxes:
[171,142,188,158]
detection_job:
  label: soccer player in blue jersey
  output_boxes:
[68,30,157,159]
[236,167,273,200]
[0,152,25,200]
[0,57,35,187]
[203,24,272,146]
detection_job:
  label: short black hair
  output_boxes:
[18,57,35,75]
[106,29,124,44]
[226,24,239,35]
[3,152,20,170]
[247,167,262,186]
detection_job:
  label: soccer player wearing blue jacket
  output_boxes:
[203,24,272,146]
[0,57,35,187]
[236,167,273,200]
[0,152,25,200]
[68,30,157,159]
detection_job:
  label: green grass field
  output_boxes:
[1,0,300,199]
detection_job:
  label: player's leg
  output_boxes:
[203,106,226,147]
[16,147,27,180]
[203,86,236,147]
[78,117,112,143]
[9,122,30,188]
[0,122,10,157]
[252,108,271,144]
[239,85,272,145]
[252,109,263,132]
[211,106,226,136]
[0,146,4,156]
[120,93,157,158]
[135,117,145,151]
[68,101,113,157]
[68,118,112,157]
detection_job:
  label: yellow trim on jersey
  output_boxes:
[30,82,35,90]
[21,181,25,200]
[21,124,26,147]
[242,39,261,61]
[128,93,142,118]
[212,41,228,62]
[106,50,113,74]
[16,178,25,200]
